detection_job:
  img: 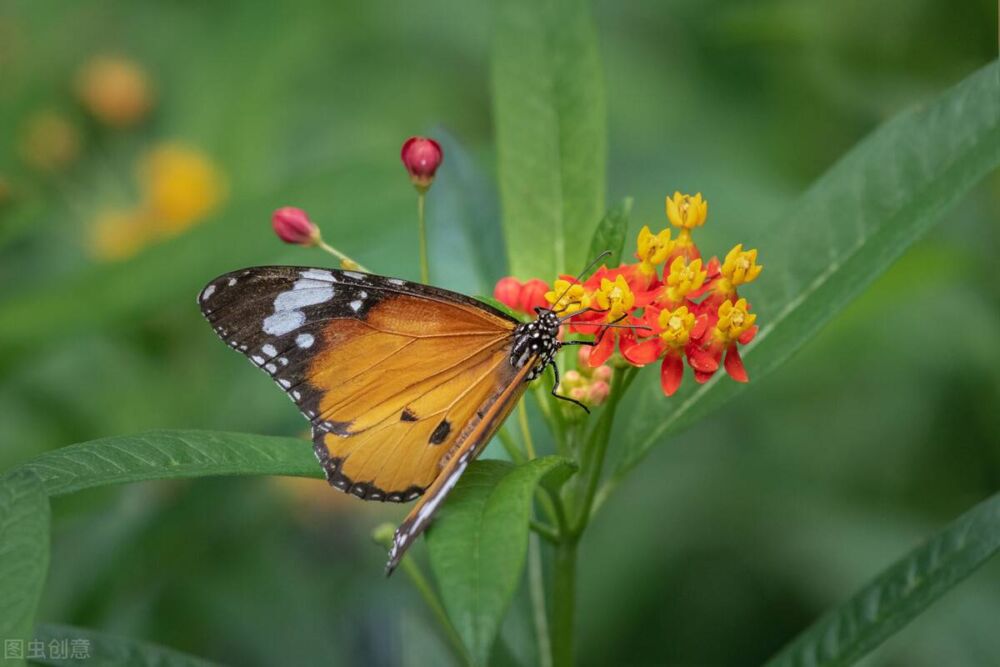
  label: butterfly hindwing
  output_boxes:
[198,266,522,503]
[386,357,535,573]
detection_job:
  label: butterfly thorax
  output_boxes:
[511,309,561,381]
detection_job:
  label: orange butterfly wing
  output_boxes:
[306,292,521,500]
[200,266,523,494]
[386,357,534,573]
[200,266,537,571]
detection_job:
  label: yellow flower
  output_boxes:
[140,144,225,235]
[88,208,156,261]
[593,275,635,322]
[635,225,673,278]
[545,279,590,315]
[664,256,706,304]
[665,192,708,230]
[657,306,695,349]
[715,298,756,344]
[720,243,763,288]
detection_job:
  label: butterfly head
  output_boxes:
[510,307,563,380]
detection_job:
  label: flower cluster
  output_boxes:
[494,192,763,397]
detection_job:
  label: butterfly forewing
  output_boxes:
[198,266,522,507]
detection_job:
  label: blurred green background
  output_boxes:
[1,0,998,665]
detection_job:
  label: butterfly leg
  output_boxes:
[548,361,590,414]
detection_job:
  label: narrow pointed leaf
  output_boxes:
[427,457,574,666]
[493,0,606,278]
[587,198,633,268]
[615,60,1000,481]
[32,624,219,666]
[0,470,50,655]
[765,490,1000,667]
[11,430,320,497]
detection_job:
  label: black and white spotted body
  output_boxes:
[511,308,562,381]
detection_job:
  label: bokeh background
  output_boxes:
[1,1,998,665]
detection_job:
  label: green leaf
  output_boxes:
[0,470,50,657]
[613,60,1000,482]
[586,198,633,269]
[427,457,574,666]
[31,623,219,666]
[493,0,606,279]
[764,490,1000,667]
[11,430,320,497]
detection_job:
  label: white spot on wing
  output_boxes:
[342,271,365,280]
[228,278,237,286]
[387,278,405,286]
[263,311,305,336]
[274,284,333,311]
[251,355,265,365]
[301,269,334,281]
[349,300,363,312]
[265,363,277,374]
[278,379,291,388]
[262,344,277,358]
[201,285,216,301]
[296,333,314,349]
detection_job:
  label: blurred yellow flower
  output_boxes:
[86,143,226,261]
[140,143,226,235]
[19,110,81,171]
[76,55,155,127]
[88,208,156,261]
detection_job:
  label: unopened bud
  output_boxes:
[592,365,613,382]
[401,136,443,191]
[588,381,610,406]
[272,206,319,246]
[371,522,396,548]
[520,279,550,313]
[494,276,523,312]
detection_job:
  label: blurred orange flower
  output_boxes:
[19,110,81,171]
[76,55,155,127]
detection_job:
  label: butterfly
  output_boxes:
[198,266,599,573]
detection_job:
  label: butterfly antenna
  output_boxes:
[561,307,652,332]
[551,251,613,308]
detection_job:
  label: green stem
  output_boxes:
[528,534,553,667]
[316,239,371,273]
[550,538,578,667]
[400,556,471,666]
[498,427,527,464]
[417,190,429,284]
[530,519,560,544]
[570,366,637,536]
[517,402,537,460]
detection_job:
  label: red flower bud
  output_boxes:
[494,276,523,312]
[272,207,319,246]
[401,136,443,191]
[519,278,550,313]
